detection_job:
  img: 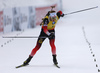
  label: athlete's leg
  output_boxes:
[49,39,58,64]
[49,39,56,55]
[30,28,47,56]
[23,38,45,65]
[30,38,45,56]
[23,29,47,65]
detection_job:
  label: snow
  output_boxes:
[0,0,100,73]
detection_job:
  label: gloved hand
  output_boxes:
[57,11,64,17]
[48,33,55,39]
[61,14,64,17]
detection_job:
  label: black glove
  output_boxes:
[61,14,64,17]
[48,33,55,39]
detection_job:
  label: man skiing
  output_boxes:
[18,7,64,68]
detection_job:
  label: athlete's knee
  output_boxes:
[50,39,56,48]
[31,42,41,55]
[38,38,44,44]
[50,39,55,45]
[35,42,42,50]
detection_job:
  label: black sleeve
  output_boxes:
[57,12,61,18]
[43,18,49,26]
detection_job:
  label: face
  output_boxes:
[49,13,57,21]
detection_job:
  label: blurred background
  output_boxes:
[0,0,62,34]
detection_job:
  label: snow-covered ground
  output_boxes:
[0,0,100,73]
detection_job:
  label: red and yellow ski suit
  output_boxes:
[30,11,64,56]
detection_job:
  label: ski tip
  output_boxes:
[15,66,20,68]
[15,65,22,68]
[16,67,19,68]
[57,66,60,68]
[15,64,24,68]
[15,64,29,69]
[54,64,60,68]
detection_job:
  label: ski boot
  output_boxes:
[52,55,58,65]
[23,55,33,65]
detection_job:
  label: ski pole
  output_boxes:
[64,6,98,15]
[2,36,46,38]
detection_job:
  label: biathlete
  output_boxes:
[23,8,64,66]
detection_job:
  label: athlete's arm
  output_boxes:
[57,11,64,18]
[42,18,50,35]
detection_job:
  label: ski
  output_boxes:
[16,64,29,68]
[54,64,60,68]
[16,64,60,68]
